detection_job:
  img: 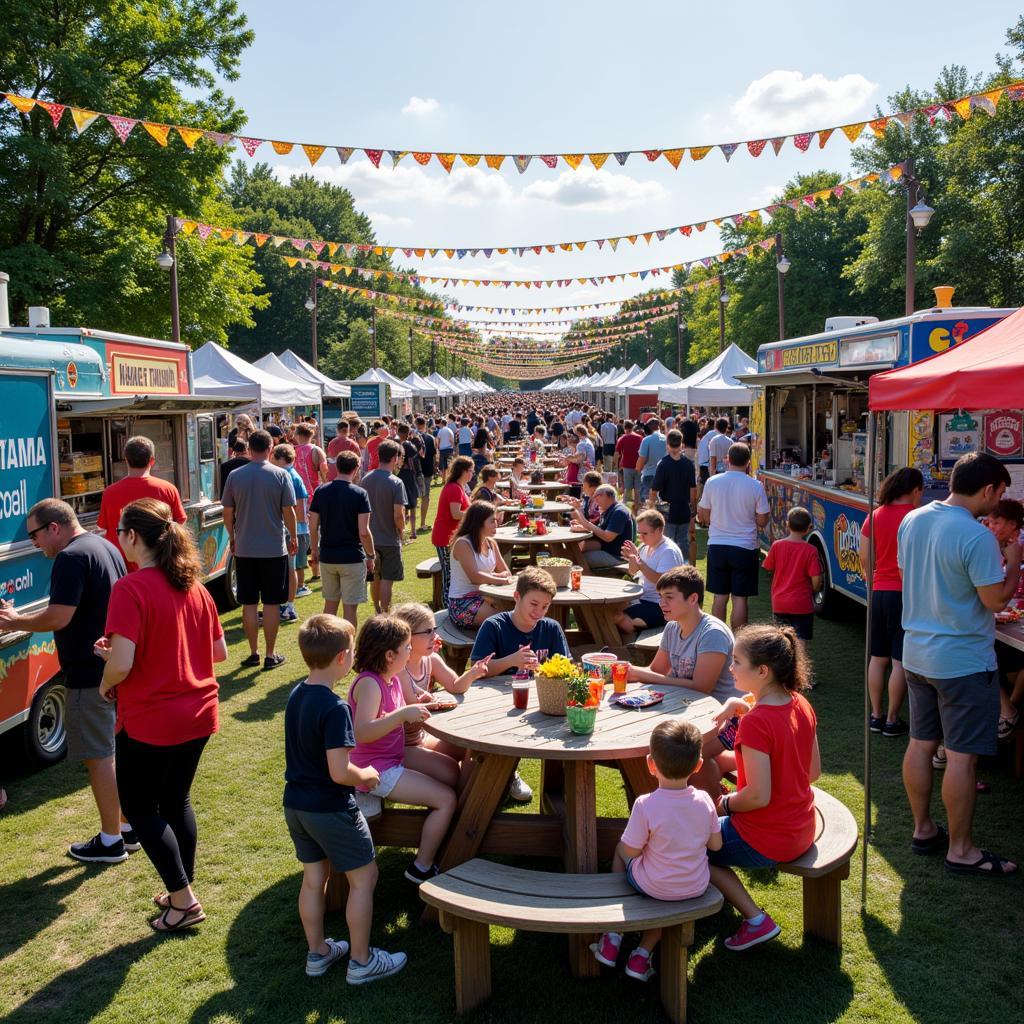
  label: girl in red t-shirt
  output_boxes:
[430,456,473,605]
[707,625,820,951]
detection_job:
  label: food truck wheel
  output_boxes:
[220,555,241,611]
[811,538,840,619]
[22,679,67,767]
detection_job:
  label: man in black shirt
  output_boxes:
[220,438,250,493]
[0,498,129,863]
[396,423,424,542]
[649,429,698,564]
[415,416,436,532]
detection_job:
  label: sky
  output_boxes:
[219,1,1020,334]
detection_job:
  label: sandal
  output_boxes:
[149,900,206,932]
[153,892,170,909]
[997,713,1019,740]
[911,824,948,855]
[944,850,1019,877]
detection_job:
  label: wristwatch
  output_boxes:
[721,795,732,816]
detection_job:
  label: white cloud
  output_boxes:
[367,211,414,230]
[731,70,878,135]
[746,184,785,210]
[402,96,440,116]
[522,167,668,212]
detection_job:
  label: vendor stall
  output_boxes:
[658,343,756,412]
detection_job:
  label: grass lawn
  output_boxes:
[1,529,1022,1024]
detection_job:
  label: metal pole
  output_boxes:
[430,336,437,375]
[775,231,786,341]
[165,215,181,346]
[675,313,682,377]
[371,307,378,368]
[718,275,726,353]
[905,156,917,317]
[408,324,414,376]
[645,326,651,366]
[310,269,318,370]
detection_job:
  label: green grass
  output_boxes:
[1,530,1022,1023]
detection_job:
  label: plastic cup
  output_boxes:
[611,660,629,693]
[570,565,583,591]
[512,680,530,710]
[588,678,605,706]
[742,692,756,707]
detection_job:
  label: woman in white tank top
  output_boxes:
[447,501,511,629]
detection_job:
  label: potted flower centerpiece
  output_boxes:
[565,671,599,735]
[535,653,578,715]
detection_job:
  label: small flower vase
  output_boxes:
[566,703,598,735]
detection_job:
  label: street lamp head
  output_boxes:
[678,318,687,331]
[776,254,791,275]
[909,200,934,234]
[719,290,729,304]
[156,249,174,271]
[304,296,315,311]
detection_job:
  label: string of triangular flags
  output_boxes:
[170,166,898,260]
[432,319,672,353]
[5,83,1021,172]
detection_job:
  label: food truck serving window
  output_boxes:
[839,334,899,367]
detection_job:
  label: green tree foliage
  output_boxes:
[0,0,266,343]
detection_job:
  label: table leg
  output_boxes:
[577,603,623,648]
[563,760,600,978]
[618,757,657,810]
[539,760,564,815]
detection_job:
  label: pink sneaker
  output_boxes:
[589,932,621,967]
[724,912,781,951]
[624,949,655,981]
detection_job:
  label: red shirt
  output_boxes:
[98,475,187,571]
[615,432,643,469]
[763,538,822,615]
[366,435,385,471]
[861,503,914,591]
[105,569,223,745]
[327,435,360,481]
[733,693,817,862]
[431,482,469,547]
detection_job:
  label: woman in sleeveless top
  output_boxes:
[447,502,510,629]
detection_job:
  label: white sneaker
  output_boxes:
[346,946,408,985]
[306,937,349,976]
[507,771,533,804]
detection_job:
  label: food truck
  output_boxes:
[0,311,247,767]
[740,299,1015,614]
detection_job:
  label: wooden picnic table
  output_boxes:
[480,568,642,647]
[996,616,1024,651]
[500,500,572,517]
[496,479,569,495]
[492,523,585,567]
[498,463,561,476]
[424,676,721,976]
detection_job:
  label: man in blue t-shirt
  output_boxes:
[636,419,668,504]
[471,567,570,676]
[569,484,634,569]
[897,452,1020,876]
[273,443,310,622]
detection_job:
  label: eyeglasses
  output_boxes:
[412,627,437,636]
[26,522,53,540]
[115,527,130,535]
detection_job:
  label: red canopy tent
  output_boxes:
[870,306,1024,410]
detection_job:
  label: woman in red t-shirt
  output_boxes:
[708,625,820,951]
[430,456,473,605]
[96,498,227,932]
[859,467,923,736]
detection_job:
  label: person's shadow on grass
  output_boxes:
[0,864,92,959]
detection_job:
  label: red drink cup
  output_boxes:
[536,519,547,536]
[512,680,530,710]
[611,661,629,694]
[588,678,604,705]
[570,565,583,591]
[518,513,529,530]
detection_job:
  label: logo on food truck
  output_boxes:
[66,362,78,388]
[0,567,33,596]
[928,321,969,353]
[833,513,862,580]
[983,411,1023,458]
[762,340,838,371]
[110,353,182,395]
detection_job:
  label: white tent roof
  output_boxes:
[253,351,323,394]
[278,349,350,398]
[623,359,683,395]
[352,367,412,398]
[427,372,458,395]
[403,371,439,397]
[541,378,563,391]
[192,341,322,409]
[608,363,645,394]
[658,344,757,407]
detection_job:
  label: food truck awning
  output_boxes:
[869,306,1024,410]
[55,395,253,414]
[735,367,871,389]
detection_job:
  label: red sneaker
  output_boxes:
[589,932,621,967]
[724,912,781,951]
[624,949,655,981]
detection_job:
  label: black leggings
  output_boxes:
[116,730,209,892]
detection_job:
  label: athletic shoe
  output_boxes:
[882,718,909,738]
[263,653,286,671]
[306,937,349,977]
[624,949,655,981]
[403,861,439,885]
[295,586,313,599]
[932,745,947,770]
[121,828,142,852]
[68,833,128,864]
[724,912,781,951]
[507,772,533,804]
[279,604,299,622]
[346,947,408,985]
[590,932,622,968]
[241,652,261,668]
[869,715,885,733]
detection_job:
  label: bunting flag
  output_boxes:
[4,81,1021,170]
[374,302,679,331]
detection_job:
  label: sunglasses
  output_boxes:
[26,522,53,540]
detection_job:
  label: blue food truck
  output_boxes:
[739,300,1016,614]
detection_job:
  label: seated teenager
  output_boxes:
[470,566,571,676]
[566,471,604,531]
[447,502,511,630]
[570,484,633,569]
[508,457,530,500]
[614,509,685,636]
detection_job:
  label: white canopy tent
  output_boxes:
[277,348,351,399]
[427,372,458,396]
[403,371,439,398]
[192,341,322,415]
[352,367,412,399]
[657,344,757,408]
[253,351,324,396]
[598,364,640,396]
[621,359,683,396]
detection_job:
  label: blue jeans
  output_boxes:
[708,815,776,869]
[663,520,689,554]
[639,475,655,503]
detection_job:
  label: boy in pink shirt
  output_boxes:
[591,719,722,981]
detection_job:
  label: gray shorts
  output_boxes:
[66,686,116,761]
[320,561,367,605]
[415,473,428,499]
[906,669,1000,757]
[584,548,625,569]
[374,545,404,582]
[284,805,375,871]
[292,533,310,571]
[621,468,638,493]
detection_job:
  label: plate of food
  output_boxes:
[995,608,1022,624]
[426,699,458,712]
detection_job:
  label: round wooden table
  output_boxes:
[423,676,721,975]
[502,500,572,517]
[480,569,642,647]
[497,479,569,495]
[493,523,585,566]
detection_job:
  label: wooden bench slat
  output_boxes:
[629,627,664,650]
[416,557,441,576]
[444,859,637,899]
[780,787,858,879]
[434,609,476,648]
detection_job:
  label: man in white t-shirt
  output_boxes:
[697,442,769,630]
[708,417,732,475]
[436,420,454,473]
[614,509,684,635]
[697,422,718,487]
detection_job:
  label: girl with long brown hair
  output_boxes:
[448,501,510,629]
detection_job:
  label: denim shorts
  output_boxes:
[624,857,650,896]
[621,468,638,493]
[707,815,776,869]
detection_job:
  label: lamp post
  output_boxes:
[718,276,728,353]
[775,232,791,341]
[371,306,378,368]
[408,324,415,376]
[156,214,181,345]
[903,156,935,316]
[430,336,437,375]
[304,269,318,370]
[676,314,688,377]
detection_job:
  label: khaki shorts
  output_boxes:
[320,561,368,605]
[67,686,116,761]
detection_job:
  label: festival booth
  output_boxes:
[277,348,351,425]
[618,359,683,421]
[346,367,412,420]
[427,372,459,409]
[599,364,640,410]
[403,371,440,412]
[658,343,756,414]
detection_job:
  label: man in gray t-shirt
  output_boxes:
[360,439,407,613]
[222,429,297,670]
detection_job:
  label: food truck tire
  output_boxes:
[218,555,241,611]
[810,538,840,619]
[22,678,68,768]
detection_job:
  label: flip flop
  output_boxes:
[911,824,948,855]
[149,900,206,932]
[944,850,1019,877]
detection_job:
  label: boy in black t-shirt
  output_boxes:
[283,615,407,983]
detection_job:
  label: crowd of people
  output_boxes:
[0,391,1019,985]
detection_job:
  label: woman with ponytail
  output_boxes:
[705,624,821,952]
[95,498,227,932]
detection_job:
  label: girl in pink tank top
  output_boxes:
[348,615,458,883]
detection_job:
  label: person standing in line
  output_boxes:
[697,443,769,631]
[708,417,733,476]
[222,429,297,671]
[615,419,643,512]
[396,424,423,542]
[437,415,456,473]
[898,452,1019,876]
[599,414,619,473]
[361,440,408,615]
[309,451,375,629]
[763,507,823,649]
[696,419,718,490]
[649,429,697,555]
[0,499,131,862]
[327,420,360,483]
[415,416,436,532]
[95,498,226,931]
[365,421,389,472]
[271,444,311,621]
[456,417,474,457]
[220,439,250,493]
[635,419,667,506]
[432,457,473,606]
[98,436,187,570]
[293,423,328,499]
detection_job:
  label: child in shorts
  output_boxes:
[591,719,722,981]
[763,506,823,644]
[283,614,407,983]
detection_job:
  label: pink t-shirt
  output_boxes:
[348,671,405,788]
[620,785,720,900]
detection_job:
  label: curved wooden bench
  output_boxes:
[420,859,723,1023]
[416,556,443,611]
[627,627,663,665]
[434,609,476,672]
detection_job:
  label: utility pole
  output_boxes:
[158,215,181,346]
[718,274,727,353]
[371,306,378,367]
[645,326,651,366]
[676,312,687,377]
[408,324,414,376]
[430,336,437,375]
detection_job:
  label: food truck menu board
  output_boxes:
[1,375,54,547]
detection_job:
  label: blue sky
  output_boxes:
[224,1,1020,327]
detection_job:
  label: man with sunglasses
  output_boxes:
[0,498,129,863]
